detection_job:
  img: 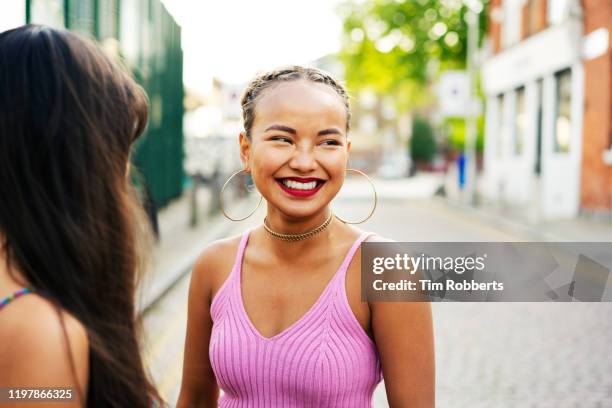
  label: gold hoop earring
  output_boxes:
[220,169,263,221]
[334,168,377,224]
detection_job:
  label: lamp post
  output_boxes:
[464,0,482,205]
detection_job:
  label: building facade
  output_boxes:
[481,0,612,220]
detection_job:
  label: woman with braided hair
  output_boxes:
[177,66,434,407]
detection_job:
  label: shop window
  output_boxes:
[534,79,543,174]
[553,69,572,153]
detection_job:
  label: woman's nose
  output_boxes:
[288,147,317,173]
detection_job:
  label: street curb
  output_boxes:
[434,196,569,242]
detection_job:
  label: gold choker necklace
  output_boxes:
[263,211,334,242]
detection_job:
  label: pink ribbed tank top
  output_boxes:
[209,230,383,407]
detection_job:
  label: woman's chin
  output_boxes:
[269,199,330,220]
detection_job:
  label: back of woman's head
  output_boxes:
[0,25,160,407]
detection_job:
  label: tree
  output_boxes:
[339,0,489,110]
[410,116,437,163]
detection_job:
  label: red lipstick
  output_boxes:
[276,177,326,198]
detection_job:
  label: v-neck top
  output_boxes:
[209,229,383,407]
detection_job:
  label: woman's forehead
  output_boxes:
[252,80,347,130]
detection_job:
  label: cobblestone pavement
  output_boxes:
[144,195,612,407]
[431,302,612,408]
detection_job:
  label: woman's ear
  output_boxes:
[346,137,352,167]
[239,132,251,171]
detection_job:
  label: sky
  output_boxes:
[161,0,345,94]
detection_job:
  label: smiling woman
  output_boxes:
[177,66,435,408]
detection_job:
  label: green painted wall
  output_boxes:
[27,0,185,207]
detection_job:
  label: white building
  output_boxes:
[480,0,588,220]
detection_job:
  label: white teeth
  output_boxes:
[282,179,318,190]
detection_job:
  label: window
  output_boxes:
[534,80,543,174]
[553,69,572,153]
[514,87,526,155]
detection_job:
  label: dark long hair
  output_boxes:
[0,25,161,407]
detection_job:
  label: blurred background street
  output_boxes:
[3,0,612,406]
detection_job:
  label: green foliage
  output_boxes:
[410,116,437,162]
[339,0,489,110]
[445,116,485,152]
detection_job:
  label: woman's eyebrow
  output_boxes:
[264,124,296,134]
[317,128,343,136]
[263,125,343,136]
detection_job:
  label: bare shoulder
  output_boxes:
[0,294,89,393]
[193,235,242,273]
[364,232,396,242]
[345,230,394,263]
[364,234,395,243]
[190,235,243,301]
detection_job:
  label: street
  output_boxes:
[143,191,612,407]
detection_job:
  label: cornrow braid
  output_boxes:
[241,65,351,137]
